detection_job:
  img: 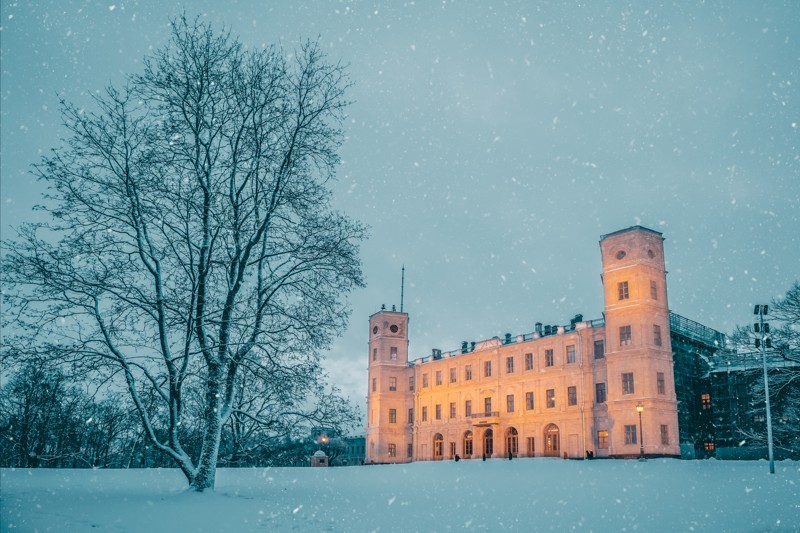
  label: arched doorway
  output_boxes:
[463,431,473,457]
[433,433,444,460]
[544,424,560,457]
[483,428,494,457]
[506,427,519,456]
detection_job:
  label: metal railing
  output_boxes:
[669,312,726,348]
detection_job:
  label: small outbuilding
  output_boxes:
[310,449,329,467]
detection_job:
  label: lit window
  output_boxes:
[465,399,472,417]
[525,353,533,370]
[620,325,632,346]
[595,382,606,404]
[422,373,429,388]
[450,402,456,419]
[594,340,605,359]
[525,391,534,410]
[435,404,442,420]
[506,356,514,373]
[622,372,635,394]
[597,430,609,449]
[506,394,515,413]
[545,349,554,367]
[618,281,629,300]
[701,393,711,410]
[704,442,715,451]
[389,408,397,424]
[389,377,397,391]
[436,370,442,386]
[546,389,555,408]
[464,432,473,456]
[624,425,638,445]
[422,406,428,421]
[568,386,577,406]
[450,367,457,383]
[465,365,473,381]
[434,435,443,458]
[650,280,658,300]
[653,324,662,346]
[657,372,665,395]
[390,347,398,360]
[484,397,492,416]
[660,424,669,445]
[388,443,396,457]
[566,345,576,364]
[484,361,492,377]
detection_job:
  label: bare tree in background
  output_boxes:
[2,16,365,491]
[729,281,800,454]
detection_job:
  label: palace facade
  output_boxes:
[365,226,681,462]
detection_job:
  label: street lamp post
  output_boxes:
[636,403,645,461]
[754,304,775,475]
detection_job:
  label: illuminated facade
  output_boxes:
[365,226,681,462]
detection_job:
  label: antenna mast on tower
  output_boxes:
[400,265,405,312]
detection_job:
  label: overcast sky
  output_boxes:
[2,1,798,416]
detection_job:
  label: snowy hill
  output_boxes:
[3,459,799,531]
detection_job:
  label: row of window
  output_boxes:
[372,346,399,361]
[384,423,671,458]
[414,341,606,390]
[617,280,659,302]
[618,324,662,347]
[377,370,667,405]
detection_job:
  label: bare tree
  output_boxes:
[221,360,360,466]
[2,16,365,490]
[729,281,800,454]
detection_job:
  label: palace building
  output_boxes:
[365,226,682,462]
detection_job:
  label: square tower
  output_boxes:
[365,310,414,463]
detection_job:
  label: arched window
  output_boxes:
[483,428,494,457]
[433,433,444,459]
[544,424,560,456]
[506,427,519,456]
[463,431,473,457]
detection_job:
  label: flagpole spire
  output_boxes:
[400,265,405,312]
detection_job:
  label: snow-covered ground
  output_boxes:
[2,458,799,532]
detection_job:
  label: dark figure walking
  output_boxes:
[482,453,486,461]
[454,454,461,462]
[508,451,513,460]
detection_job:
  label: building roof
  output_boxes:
[599,225,663,241]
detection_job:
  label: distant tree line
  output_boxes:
[0,357,359,469]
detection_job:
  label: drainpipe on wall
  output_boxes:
[577,326,587,459]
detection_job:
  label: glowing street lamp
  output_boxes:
[636,403,645,461]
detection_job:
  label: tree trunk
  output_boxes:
[190,364,224,491]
